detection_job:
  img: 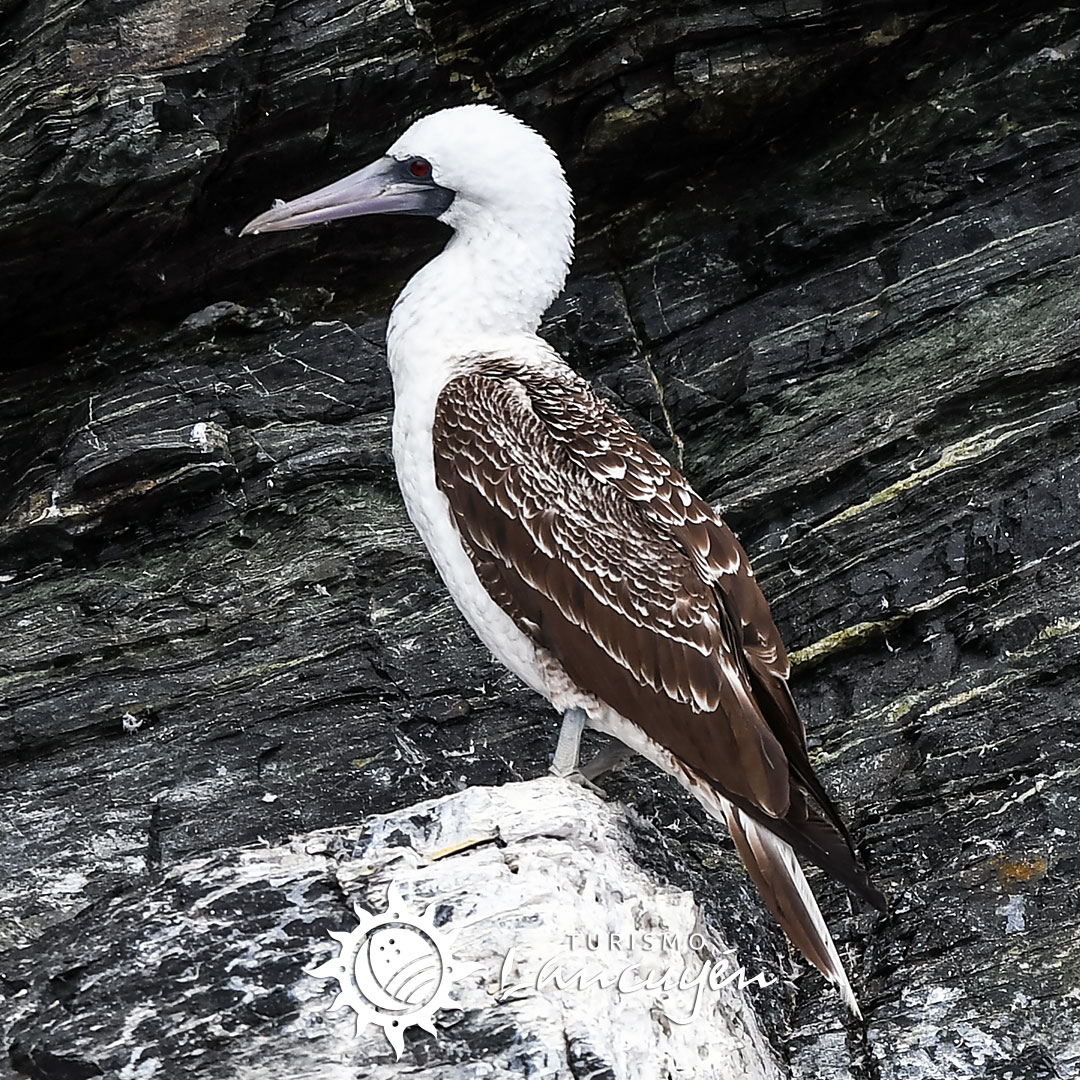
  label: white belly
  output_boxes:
[391,384,554,702]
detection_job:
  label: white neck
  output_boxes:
[386,208,573,388]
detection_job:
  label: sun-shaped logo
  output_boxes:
[308,880,480,1058]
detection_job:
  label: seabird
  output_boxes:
[241,104,885,1014]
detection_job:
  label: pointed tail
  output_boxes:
[721,799,862,1017]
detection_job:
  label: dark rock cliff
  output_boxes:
[1,2,1077,1077]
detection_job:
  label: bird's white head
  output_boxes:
[242,105,576,358]
[388,105,573,245]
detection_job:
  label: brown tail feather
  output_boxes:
[722,799,862,1017]
[725,784,887,911]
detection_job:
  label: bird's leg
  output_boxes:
[550,707,587,779]
[551,711,632,795]
[579,742,634,782]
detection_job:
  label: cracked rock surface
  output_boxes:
[4,780,787,1080]
[2,2,1078,1078]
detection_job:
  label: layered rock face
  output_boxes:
[1,2,1077,1077]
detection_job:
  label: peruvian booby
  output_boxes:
[241,103,885,1014]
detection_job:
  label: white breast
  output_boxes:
[389,360,553,701]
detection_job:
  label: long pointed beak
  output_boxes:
[240,156,453,236]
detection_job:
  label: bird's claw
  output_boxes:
[549,763,607,797]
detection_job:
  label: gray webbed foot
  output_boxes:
[550,708,632,796]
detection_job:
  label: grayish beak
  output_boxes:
[240,156,453,236]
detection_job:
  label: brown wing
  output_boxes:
[432,360,883,908]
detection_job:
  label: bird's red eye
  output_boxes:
[409,158,431,179]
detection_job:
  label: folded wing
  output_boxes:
[431,358,883,1005]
